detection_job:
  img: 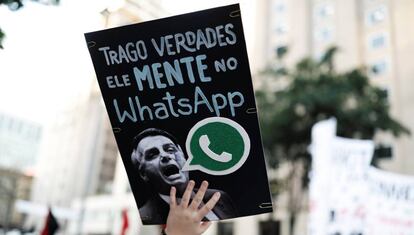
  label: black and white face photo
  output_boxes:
[132,133,189,195]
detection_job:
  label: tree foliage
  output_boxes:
[0,0,59,49]
[257,47,410,169]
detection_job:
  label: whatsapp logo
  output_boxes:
[183,117,250,175]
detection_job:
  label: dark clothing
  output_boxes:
[139,188,237,225]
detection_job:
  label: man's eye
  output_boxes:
[145,150,159,160]
[145,153,155,160]
[166,146,177,152]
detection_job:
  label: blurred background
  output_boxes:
[0,0,413,235]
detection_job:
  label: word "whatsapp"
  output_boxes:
[113,86,244,123]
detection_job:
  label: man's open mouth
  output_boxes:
[162,164,180,178]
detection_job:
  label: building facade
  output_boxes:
[29,0,167,233]
[28,81,118,232]
[0,113,42,172]
[256,0,414,234]
[263,0,414,175]
[0,168,33,231]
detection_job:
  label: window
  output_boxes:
[275,22,288,34]
[315,4,334,18]
[275,45,288,58]
[369,33,387,49]
[372,36,385,48]
[259,220,280,235]
[314,27,334,42]
[274,2,286,13]
[366,5,387,26]
[217,222,233,235]
[370,60,388,75]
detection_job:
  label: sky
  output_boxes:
[0,0,257,125]
[0,1,104,124]
[163,0,238,14]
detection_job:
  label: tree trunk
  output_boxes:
[289,213,296,235]
[287,160,305,235]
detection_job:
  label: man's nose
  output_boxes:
[160,154,173,163]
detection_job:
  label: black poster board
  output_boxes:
[85,4,273,224]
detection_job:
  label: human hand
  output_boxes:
[165,180,221,235]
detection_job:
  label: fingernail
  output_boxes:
[202,180,208,186]
[190,180,195,185]
[214,192,221,198]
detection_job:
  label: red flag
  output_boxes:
[160,224,167,235]
[121,209,129,235]
[41,208,59,235]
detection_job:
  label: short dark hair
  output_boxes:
[131,128,179,167]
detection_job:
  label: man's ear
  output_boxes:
[139,165,149,182]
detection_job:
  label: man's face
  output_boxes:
[137,135,189,194]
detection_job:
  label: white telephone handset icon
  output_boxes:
[199,135,232,163]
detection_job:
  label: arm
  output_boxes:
[164,180,221,235]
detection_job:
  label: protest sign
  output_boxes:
[325,137,374,235]
[365,167,414,235]
[308,118,374,235]
[308,118,337,235]
[85,4,273,224]
[308,119,414,235]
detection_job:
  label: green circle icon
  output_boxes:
[184,117,250,175]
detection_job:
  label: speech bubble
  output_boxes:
[183,117,250,175]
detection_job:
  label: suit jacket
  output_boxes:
[139,188,237,225]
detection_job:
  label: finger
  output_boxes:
[197,192,220,220]
[199,221,211,233]
[181,180,195,207]
[170,186,177,207]
[189,181,208,210]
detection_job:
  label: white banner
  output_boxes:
[325,137,374,235]
[365,167,414,235]
[308,118,414,235]
[308,118,374,235]
[308,118,337,235]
